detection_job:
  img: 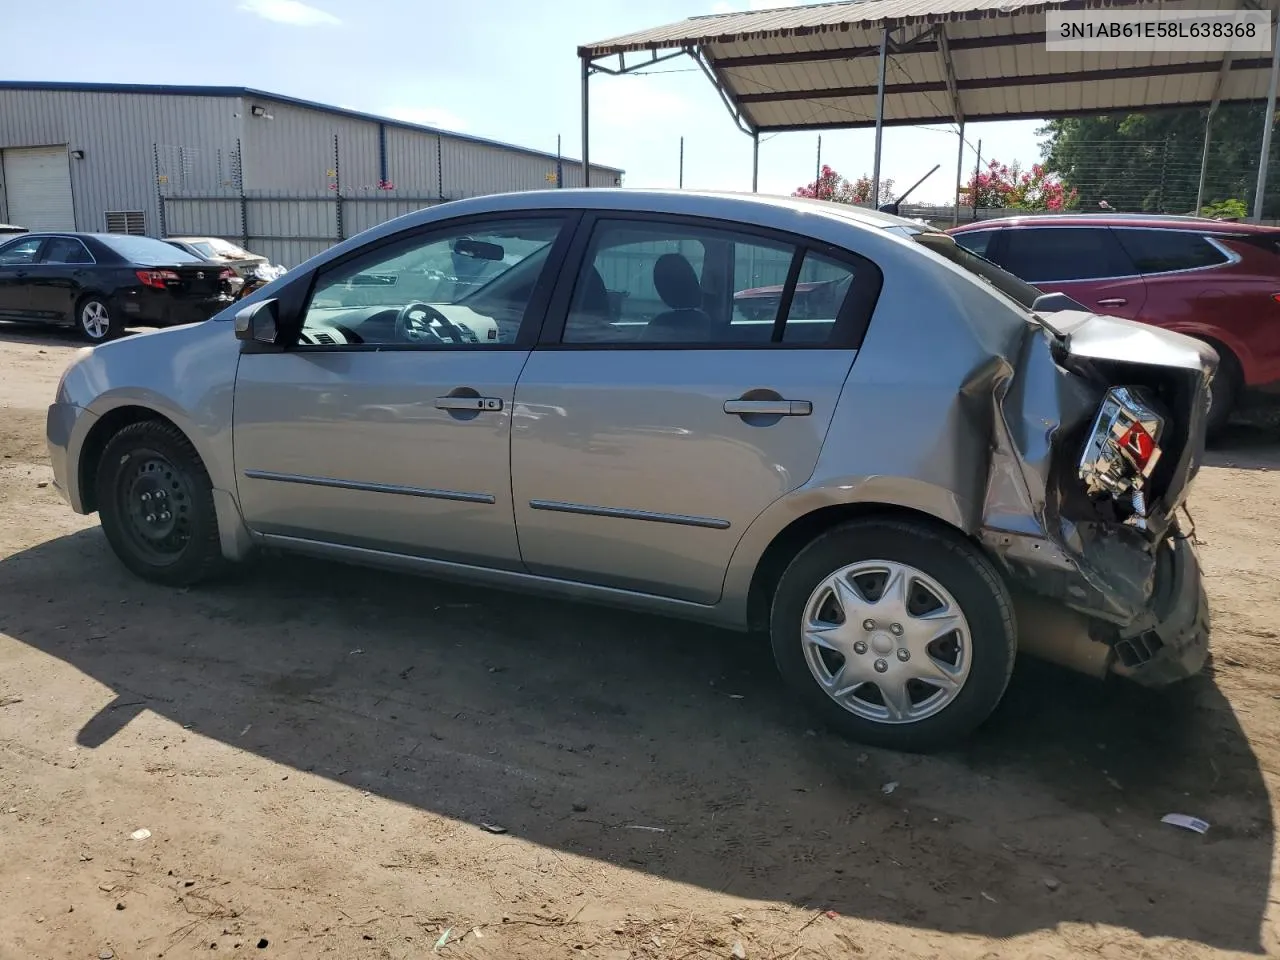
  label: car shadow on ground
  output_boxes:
[0,321,154,347]
[0,527,1269,952]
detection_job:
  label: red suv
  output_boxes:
[947,214,1280,433]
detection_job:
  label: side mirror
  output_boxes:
[234,298,282,344]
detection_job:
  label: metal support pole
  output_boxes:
[751,130,759,193]
[580,57,591,188]
[333,134,343,241]
[1196,106,1216,214]
[816,135,822,196]
[152,142,167,239]
[953,121,965,227]
[1253,13,1280,221]
[679,136,684,189]
[972,138,982,223]
[871,27,889,206]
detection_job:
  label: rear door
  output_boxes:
[510,213,881,604]
[0,235,46,318]
[992,225,1147,320]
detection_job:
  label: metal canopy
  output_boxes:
[578,0,1280,217]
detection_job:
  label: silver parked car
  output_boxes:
[46,190,1214,752]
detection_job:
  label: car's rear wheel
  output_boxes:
[1204,344,1241,439]
[769,518,1016,752]
[95,420,226,586]
[76,295,123,343]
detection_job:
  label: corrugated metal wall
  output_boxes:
[0,88,241,236]
[0,87,623,266]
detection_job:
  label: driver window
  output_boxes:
[299,217,564,347]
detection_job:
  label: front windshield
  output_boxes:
[310,226,553,311]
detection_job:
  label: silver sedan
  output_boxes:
[46,190,1215,752]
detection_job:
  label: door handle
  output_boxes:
[1096,298,1128,307]
[724,399,812,417]
[435,396,503,412]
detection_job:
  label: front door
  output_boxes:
[232,214,571,567]
[511,214,880,604]
[0,235,45,319]
[26,235,95,319]
[992,225,1148,320]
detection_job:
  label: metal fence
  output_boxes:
[151,131,611,268]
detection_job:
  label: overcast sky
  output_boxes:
[4,0,1046,203]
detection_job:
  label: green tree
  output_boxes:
[1039,105,1279,217]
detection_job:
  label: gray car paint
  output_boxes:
[46,189,1213,655]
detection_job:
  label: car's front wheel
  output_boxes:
[76,295,123,343]
[769,518,1016,752]
[95,420,226,586]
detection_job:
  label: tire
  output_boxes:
[769,518,1016,752]
[75,295,123,343]
[95,419,226,586]
[1204,345,1241,440]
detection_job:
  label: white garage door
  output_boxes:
[2,146,75,231]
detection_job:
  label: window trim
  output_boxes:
[275,210,582,354]
[996,224,1241,284]
[536,210,884,351]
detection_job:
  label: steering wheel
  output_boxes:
[394,301,466,344]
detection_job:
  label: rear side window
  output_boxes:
[41,237,94,264]
[559,217,877,347]
[994,227,1134,283]
[952,229,997,259]
[1113,229,1229,274]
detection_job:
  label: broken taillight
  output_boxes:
[1078,387,1165,529]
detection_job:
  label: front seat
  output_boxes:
[563,266,613,342]
[641,253,712,342]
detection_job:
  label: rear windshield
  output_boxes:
[100,234,203,266]
[892,226,1043,310]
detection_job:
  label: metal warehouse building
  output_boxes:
[0,81,623,266]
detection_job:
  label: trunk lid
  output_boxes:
[164,264,226,299]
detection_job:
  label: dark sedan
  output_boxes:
[0,232,236,342]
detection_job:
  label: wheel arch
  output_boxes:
[743,501,973,633]
[77,405,185,514]
[76,402,253,562]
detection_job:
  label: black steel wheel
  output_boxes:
[95,420,226,586]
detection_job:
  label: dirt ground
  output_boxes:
[3,326,1280,960]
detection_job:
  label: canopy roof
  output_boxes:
[580,0,1280,131]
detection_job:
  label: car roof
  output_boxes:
[950,213,1280,235]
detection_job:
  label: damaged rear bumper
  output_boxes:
[1109,536,1209,686]
[1010,536,1209,687]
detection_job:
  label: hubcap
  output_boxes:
[81,301,110,339]
[118,454,192,563]
[800,560,972,725]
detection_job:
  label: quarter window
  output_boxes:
[561,219,863,346]
[299,218,564,347]
[1113,229,1229,274]
[994,227,1135,283]
[0,237,42,265]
